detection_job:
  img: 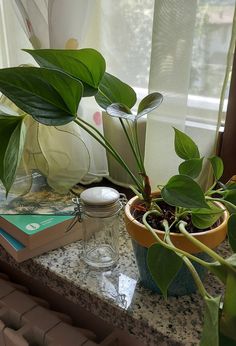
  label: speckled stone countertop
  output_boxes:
[0,181,229,346]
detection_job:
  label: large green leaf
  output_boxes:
[207,255,236,284]
[191,202,223,229]
[207,262,227,284]
[24,48,105,96]
[0,67,83,125]
[106,103,134,120]
[137,92,163,119]
[219,332,236,346]
[225,254,236,267]
[95,72,137,109]
[178,158,203,179]
[174,128,200,160]
[200,295,221,346]
[223,189,236,206]
[147,243,183,298]
[0,114,26,193]
[208,156,224,181]
[220,272,236,341]
[161,175,209,209]
[225,177,236,190]
[228,214,236,253]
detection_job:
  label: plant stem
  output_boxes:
[205,181,217,195]
[142,211,210,267]
[206,188,224,196]
[163,222,210,298]
[74,117,143,191]
[178,221,236,273]
[119,118,143,173]
[134,120,146,174]
[206,196,236,212]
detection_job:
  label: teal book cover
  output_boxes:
[0,214,76,249]
[0,223,82,262]
[0,228,25,251]
[0,215,73,235]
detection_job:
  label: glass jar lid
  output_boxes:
[80,187,122,217]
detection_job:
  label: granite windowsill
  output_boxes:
[0,184,228,346]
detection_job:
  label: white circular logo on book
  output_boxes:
[26,223,40,231]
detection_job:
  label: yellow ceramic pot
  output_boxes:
[124,195,228,254]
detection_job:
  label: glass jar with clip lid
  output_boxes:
[75,186,125,269]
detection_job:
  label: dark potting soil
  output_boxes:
[132,201,221,234]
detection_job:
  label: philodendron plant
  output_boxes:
[0,48,162,198]
[0,48,235,345]
[140,129,236,345]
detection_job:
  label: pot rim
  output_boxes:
[125,195,228,237]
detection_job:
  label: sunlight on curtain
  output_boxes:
[145,0,235,189]
[0,0,235,192]
[77,0,155,186]
[0,0,94,193]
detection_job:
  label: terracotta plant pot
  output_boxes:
[124,195,228,296]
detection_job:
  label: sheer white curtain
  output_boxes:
[0,0,235,192]
[145,0,235,189]
[0,0,104,193]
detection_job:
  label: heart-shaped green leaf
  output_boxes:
[228,214,236,253]
[207,262,227,284]
[161,175,209,209]
[220,271,236,341]
[225,176,236,190]
[137,92,163,119]
[208,156,224,180]
[225,253,236,267]
[226,182,236,191]
[219,332,236,346]
[179,158,204,179]
[223,189,236,206]
[0,67,83,125]
[95,72,137,109]
[174,128,200,160]
[191,202,223,229]
[24,48,105,96]
[200,295,221,346]
[147,243,182,298]
[106,103,134,120]
[0,114,26,194]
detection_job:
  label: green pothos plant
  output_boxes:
[0,48,235,345]
[141,130,236,346]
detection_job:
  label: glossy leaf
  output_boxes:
[191,202,223,229]
[147,243,182,299]
[0,114,26,194]
[223,189,236,206]
[24,48,105,96]
[220,272,236,341]
[200,295,221,346]
[209,156,224,180]
[228,214,236,253]
[225,253,236,267]
[106,103,134,120]
[137,92,163,119]
[174,128,200,160]
[95,72,137,109]
[207,262,227,284]
[0,67,83,125]
[161,175,209,209]
[179,158,203,179]
[219,332,236,346]
[226,183,236,191]
[225,176,236,190]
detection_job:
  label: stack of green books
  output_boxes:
[0,214,82,262]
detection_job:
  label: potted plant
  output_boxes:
[0,48,236,345]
